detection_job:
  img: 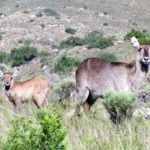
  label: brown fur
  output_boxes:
[75,45,150,116]
[0,71,50,113]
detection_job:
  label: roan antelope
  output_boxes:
[75,37,150,117]
[0,69,50,113]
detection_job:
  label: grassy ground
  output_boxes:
[0,96,150,150]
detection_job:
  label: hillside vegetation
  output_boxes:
[0,0,150,149]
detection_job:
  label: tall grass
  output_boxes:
[0,95,150,150]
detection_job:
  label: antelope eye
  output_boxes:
[138,47,142,52]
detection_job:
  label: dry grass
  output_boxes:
[0,82,149,150]
[1,97,150,150]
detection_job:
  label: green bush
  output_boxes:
[38,51,50,57]
[29,19,35,23]
[44,8,59,17]
[83,30,103,45]
[60,36,84,49]
[36,12,43,17]
[0,12,3,16]
[124,29,150,44]
[124,29,146,40]
[11,45,38,67]
[23,10,29,14]
[0,52,10,64]
[83,5,88,9]
[83,30,114,49]
[0,34,2,40]
[97,52,118,62]
[40,23,45,28]
[87,36,114,49]
[97,37,114,49]
[103,12,108,15]
[102,90,136,124]
[59,30,115,49]
[139,36,150,44]
[103,22,108,26]
[0,31,5,40]
[11,60,24,67]
[24,39,32,45]
[54,78,76,107]
[53,55,80,74]
[65,28,76,34]
[0,109,67,150]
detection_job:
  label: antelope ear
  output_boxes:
[130,36,140,49]
[0,70,4,77]
[13,68,19,77]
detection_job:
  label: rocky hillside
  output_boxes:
[0,0,150,53]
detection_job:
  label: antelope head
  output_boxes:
[0,69,19,90]
[131,36,150,65]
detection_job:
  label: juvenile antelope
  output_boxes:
[75,37,150,116]
[0,69,50,113]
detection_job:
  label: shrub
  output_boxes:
[11,60,24,67]
[83,5,88,9]
[103,12,108,15]
[15,4,19,7]
[139,36,150,44]
[11,45,38,67]
[0,52,10,64]
[29,19,35,23]
[36,12,43,17]
[59,36,84,49]
[83,30,114,49]
[97,52,118,62]
[83,30,103,45]
[87,36,114,49]
[124,29,150,44]
[0,31,5,40]
[54,78,76,107]
[65,28,76,34]
[40,23,45,28]
[103,22,108,26]
[0,109,67,150]
[124,29,146,40]
[23,10,29,14]
[43,8,59,17]
[59,30,115,49]
[102,90,136,124]
[38,50,50,57]
[24,39,32,45]
[0,34,2,40]
[97,37,114,49]
[53,55,80,74]
[132,22,137,26]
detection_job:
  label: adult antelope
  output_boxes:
[0,69,50,113]
[75,37,150,116]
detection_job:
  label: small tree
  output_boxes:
[102,90,136,124]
